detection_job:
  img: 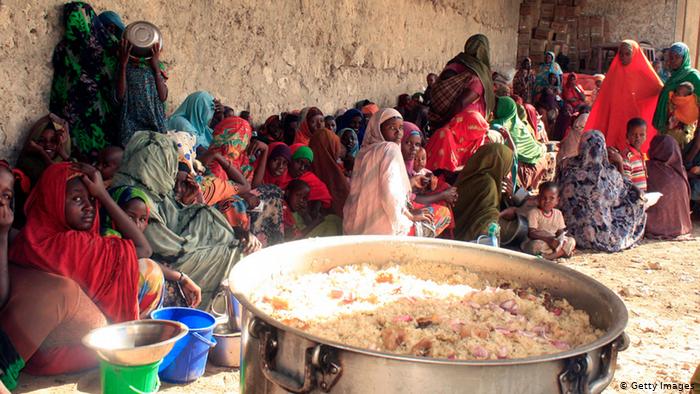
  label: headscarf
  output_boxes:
[337,128,359,157]
[523,104,544,141]
[111,131,242,307]
[453,144,514,241]
[536,51,563,88]
[292,146,314,162]
[96,11,125,34]
[491,96,545,164]
[652,42,700,132]
[454,34,495,117]
[645,134,692,238]
[336,109,364,133]
[584,41,662,152]
[555,131,646,252]
[17,114,72,185]
[401,122,423,176]
[293,107,323,145]
[263,143,292,188]
[167,91,216,149]
[9,162,140,322]
[361,103,379,118]
[207,117,254,181]
[593,74,605,82]
[101,186,152,237]
[343,108,413,235]
[309,128,350,216]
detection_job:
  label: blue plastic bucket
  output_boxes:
[150,307,217,383]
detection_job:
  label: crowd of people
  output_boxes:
[1,2,699,391]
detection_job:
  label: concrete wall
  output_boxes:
[0,0,520,160]
[579,0,679,48]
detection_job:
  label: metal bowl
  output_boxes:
[210,324,242,368]
[124,21,163,58]
[82,319,188,366]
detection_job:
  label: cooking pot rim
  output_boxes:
[231,236,628,366]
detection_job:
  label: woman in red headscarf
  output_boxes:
[585,40,663,153]
[9,162,159,322]
[309,128,350,217]
[293,107,324,145]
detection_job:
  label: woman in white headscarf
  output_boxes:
[343,108,434,236]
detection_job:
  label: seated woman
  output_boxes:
[116,37,168,146]
[425,108,491,176]
[492,96,552,190]
[10,161,162,320]
[561,74,586,110]
[337,127,358,176]
[16,114,71,186]
[167,91,216,150]
[283,179,342,240]
[204,117,284,246]
[645,135,692,239]
[556,131,646,252]
[309,128,350,217]
[401,124,456,237]
[343,108,435,236]
[453,144,514,242]
[263,143,292,188]
[0,163,106,386]
[102,185,203,307]
[293,107,325,145]
[111,131,251,308]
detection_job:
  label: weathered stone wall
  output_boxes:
[580,0,678,48]
[0,0,521,160]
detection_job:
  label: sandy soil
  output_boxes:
[14,228,700,394]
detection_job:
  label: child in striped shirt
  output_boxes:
[621,118,648,191]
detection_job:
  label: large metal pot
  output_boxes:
[230,236,628,394]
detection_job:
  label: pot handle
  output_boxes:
[192,332,217,348]
[210,290,227,318]
[588,332,629,394]
[558,332,629,394]
[251,319,342,394]
[259,325,315,393]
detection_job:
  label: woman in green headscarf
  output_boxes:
[453,144,514,241]
[491,96,551,190]
[652,43,700,162]
[49,3,123,160]
[111,131,247,308]
[428,34,495,130]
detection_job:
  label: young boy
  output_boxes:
[621,118,648,192]
[521,182,576,260]
[95,146,124,188]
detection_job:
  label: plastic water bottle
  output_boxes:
[487,222,500,247]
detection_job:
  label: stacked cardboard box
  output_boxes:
[516,0,604,73]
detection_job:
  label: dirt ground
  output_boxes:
[14,228,700,394]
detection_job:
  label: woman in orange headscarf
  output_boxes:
[585,40,663,153]
[308,128,350,217]
[293,107,324,145]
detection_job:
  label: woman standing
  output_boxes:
[343,109,433,236]
[428,34,495,130]
[586,40,663,153]
[49,3,123,159]
[556,131,646,252]
[513,58,537,104]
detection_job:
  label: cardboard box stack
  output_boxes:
[516,0,607,72]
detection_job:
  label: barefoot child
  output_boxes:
[521,182,576,259]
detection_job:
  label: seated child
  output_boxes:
[103,185,202,308]
[283,179,341,240]
[521,182,576,259]
[412,147,439,191]
[96,146,124,188]
[609,118,648,192]
[668,82,698,147]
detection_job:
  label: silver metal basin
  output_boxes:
[82,319,188,366]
